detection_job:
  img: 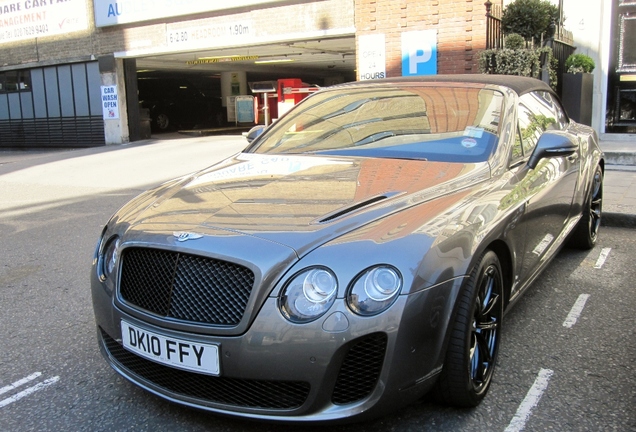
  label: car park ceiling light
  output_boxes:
[254,58,295,64]
[186,56,259,65]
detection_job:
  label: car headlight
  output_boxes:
[98,236,120,281]
[279,267,338,323]
[347,266,402,316]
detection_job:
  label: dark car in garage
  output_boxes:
[137,76,223,132]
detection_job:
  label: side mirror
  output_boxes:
[527,131,578,170]
[245,125,266,144]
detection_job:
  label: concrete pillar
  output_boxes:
[99,55,130,145]
[220,71,247,107]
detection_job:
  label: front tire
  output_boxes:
[436,250,504,407]
[569,164,603,250]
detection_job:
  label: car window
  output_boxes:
[520,92,563,130]
[517,92,562,156]
[511,125,524,162]
[534,91,568,129]
[249,86,504,163]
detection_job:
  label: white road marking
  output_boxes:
[594,247,611,269]
[505,368,554,432]
[0,372,42,396]
[563,294,591,328]
[0,376,59,409]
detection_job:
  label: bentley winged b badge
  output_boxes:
[173,232,203,242]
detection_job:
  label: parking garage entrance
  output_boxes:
[122,37,356,141]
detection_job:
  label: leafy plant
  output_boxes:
[479,48,539,77]
[501,0,559,44]
[479,46,557,90]
[538,47,558,89]
[565,53,595,73]
[504,33,526,50]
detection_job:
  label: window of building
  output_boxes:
[0,70,32,92]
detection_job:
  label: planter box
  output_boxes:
[562,73,593,126]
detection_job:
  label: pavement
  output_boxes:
[599,134,636,228]
[0,131,635,228]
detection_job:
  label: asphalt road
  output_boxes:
[0,136,634,432]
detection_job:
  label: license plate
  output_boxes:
[121,320,220,376]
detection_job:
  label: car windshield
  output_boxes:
[249,85,504,163]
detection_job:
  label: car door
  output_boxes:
[512,92,580,288]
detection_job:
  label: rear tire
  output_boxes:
[569,164,603,250]
[436,250,504,407]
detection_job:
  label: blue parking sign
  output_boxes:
[402,30,437,76]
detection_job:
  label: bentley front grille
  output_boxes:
[100,329,310,410]
[119,247,255,326]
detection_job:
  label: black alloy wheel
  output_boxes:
[569,164,603,250]
[436,250,504,407]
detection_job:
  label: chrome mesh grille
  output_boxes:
[100,329,310,410]
[119,248,254,326]
[332,333,387,405]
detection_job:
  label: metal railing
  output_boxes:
[485,1,503,50]
[546,29,576,97]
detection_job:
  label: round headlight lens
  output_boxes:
[100,236,120,280]
[280,267,338,323]
[347,266,402,316]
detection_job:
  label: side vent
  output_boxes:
[318,195,389,223]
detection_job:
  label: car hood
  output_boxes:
[119,153,490,256]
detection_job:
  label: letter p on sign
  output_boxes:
[402,30,437,76]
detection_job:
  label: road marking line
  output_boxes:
[0,372,42,396]
[563,294,590,328]
[0,376,60,409]
[505,368,554,432]
[594,247,611,269]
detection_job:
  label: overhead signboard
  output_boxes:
[358,34,386,80]
[93,0,285,27]
[401,30,437,76]
[0,0,88,44]
[168,21,254,51]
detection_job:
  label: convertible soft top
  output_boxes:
[332,74,553,96]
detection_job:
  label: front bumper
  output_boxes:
[92,271,462,423]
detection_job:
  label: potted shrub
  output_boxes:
[562,53,595,126]
[565,53,595,74]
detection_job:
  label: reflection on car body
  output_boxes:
[92,75,603,422]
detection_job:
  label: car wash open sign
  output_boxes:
[93,0,285,27]
[101,85,119,120]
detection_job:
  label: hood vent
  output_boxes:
[318,194,391,223]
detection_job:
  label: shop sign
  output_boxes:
[401,30,437,76]
[358,34,385,80]
[0,0,88,44]
[101,85,119,120]
[93,0,284,27]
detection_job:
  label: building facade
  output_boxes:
[0,0,630,148]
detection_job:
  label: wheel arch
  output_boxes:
[485,239,513,309]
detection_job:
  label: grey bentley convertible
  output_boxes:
[91,75,603,422]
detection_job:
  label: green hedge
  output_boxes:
[479,47,557,90]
